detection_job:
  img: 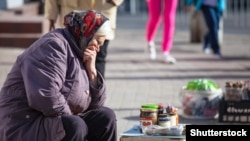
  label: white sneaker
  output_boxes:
[149,46,156,60]
[145,45,156,60]
[164,54,176,64]
[204,48,211,55]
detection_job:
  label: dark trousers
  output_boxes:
[96,40,110,78]
[201,5,222,54]
[61,106,117,141]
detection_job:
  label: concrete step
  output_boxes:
[0,15,48,34]
[0,14,49,48]
[0,33,42,48]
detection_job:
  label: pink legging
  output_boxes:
[146,0,178,53]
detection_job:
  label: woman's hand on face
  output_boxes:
[83,45,98,83]
[83,45,97,71]
[83,35,106,81]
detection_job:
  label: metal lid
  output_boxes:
[141,103,158,109]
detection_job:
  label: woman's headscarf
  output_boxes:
[64,10,110,51]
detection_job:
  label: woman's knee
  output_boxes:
[100,107,117,122]
[61,115,88,140]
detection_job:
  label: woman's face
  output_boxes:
[86,35,106,52]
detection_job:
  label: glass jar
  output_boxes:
[168,114,178,126]
[158,103,164,114]
[140,108,158,125]
[157,113,170,127]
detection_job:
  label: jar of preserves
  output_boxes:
[140,104,158,125]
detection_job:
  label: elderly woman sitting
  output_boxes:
[0,10,117,141]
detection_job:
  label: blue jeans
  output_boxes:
[201,5,222,55]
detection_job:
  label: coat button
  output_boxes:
[85,90,89,95]
[26,115,30,119]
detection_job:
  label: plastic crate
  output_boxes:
[218,98,250,123]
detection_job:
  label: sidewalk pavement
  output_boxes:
[0,14,250,139]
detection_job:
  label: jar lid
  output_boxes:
[158,113,168,117]
[141,103,158,109]
[140,108,158,112]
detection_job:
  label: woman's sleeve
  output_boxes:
[87,72,107,110]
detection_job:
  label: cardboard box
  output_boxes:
[218,98,250,123]
[120,136,185,141]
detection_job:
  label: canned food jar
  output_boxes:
[168,114,178,126]
[140,106,158,125]
[140,104,158,125]
[158,103,164,114]
[157,113,170,127]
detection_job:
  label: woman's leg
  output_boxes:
[161,0,178,63]
[61,115,88,141]
[162,0,178,53]
[80,106,117,141]
[203,32,211,54]
[145,0,162,60]
[146,0,162,43]
[201,5,221,56]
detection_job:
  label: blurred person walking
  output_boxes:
[145,0,178,64]
[44,0,124,78]
[185,0,226,58]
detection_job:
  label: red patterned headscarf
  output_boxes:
[64,10,109,51]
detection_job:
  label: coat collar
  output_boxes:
[63,28,83,59]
